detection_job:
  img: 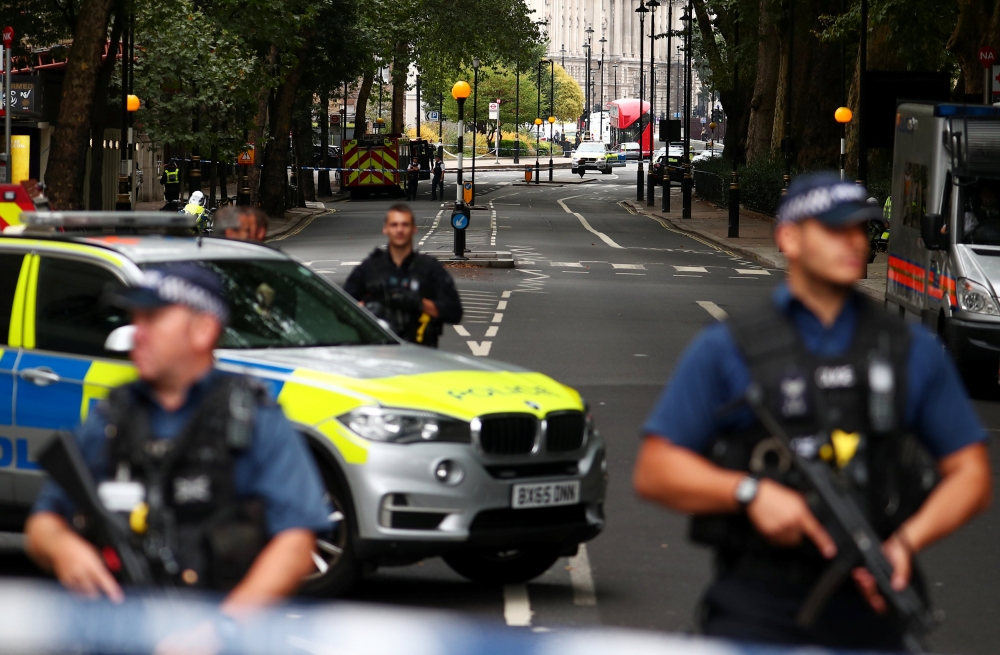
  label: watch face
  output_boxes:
[736,477,758,505]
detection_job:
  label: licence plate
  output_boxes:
[511,481,580,509]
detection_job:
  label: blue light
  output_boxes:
[934,104,1000,117]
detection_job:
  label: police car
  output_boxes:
[0,212,606,594]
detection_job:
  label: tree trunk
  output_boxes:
[260,34,315,218]
[318,88,331,196]
[391,43,408,134]
[354,70,375,137]
[746,0,779,163]
[293,95,316,202]
[88,9,123,210]
[948,0,991,95]
[46,0,115,209]
[248,46,276,204]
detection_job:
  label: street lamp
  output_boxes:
[584,25,594,136]
[452,80,471,259]
[681,1,693,218]
[635,2,649,202]
[646,0,659,207]
[548,59,555,181]
[560,44,566,68]
[534,117,543,185]
[471,56,480,205]
[514,63,521,164]
[835,106,853,181]
[599,36,607,144]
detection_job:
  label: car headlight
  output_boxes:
[337,407,471,444]
[957,278,1000,315]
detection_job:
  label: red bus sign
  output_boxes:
[980,46,997,69]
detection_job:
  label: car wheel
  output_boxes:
[571,167,578,174]
[298,456,361,597]
[443,545,561,584]
[601,168,611,174]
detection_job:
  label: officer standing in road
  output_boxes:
[215,206,269,243]
[431,157,445,201]
[406,157,421,201]
[633,172,992,651]
[343,204,462,347]
[160,159,182,208]
[26,264,331,613]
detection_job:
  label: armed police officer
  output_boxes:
[26,264,331,613]
[160,159,182,209]
[343,204,462,347]
[633,173,992,651]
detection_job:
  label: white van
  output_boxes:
[887,102,1000,372]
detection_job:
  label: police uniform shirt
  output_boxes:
[342,249,463,325]
[643,284,987,459]
[32,372,332,537]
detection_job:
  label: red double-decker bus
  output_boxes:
[608,99,652,156]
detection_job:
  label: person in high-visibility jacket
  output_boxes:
[160,160,182,205]
[883,195,892,222]
[183,190,209,232]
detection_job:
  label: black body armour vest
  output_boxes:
[102,376,268,591]
[690,299,938,585]
[362,251,438,345]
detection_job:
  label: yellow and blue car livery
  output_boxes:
[0,232,605,583]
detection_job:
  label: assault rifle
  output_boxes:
[37,431,154,586]
[743,382,935,653]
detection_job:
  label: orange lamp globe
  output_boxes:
[709,121,717,130]
[834,106,853,124]
[451,81,471,100]
[534,118,543,125]
[548,116,556,124]
[126,94,140,112]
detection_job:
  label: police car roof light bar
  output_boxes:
[20,211,197,229]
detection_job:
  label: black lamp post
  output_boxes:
[514,65,521,164]
[452,80,471,259]
[599,36,606,143]
[584,26,593,136]
[682,0,693,218]
[729,7,740,237]
[647,0,659,207]
[561,44,566,68]
[636,2,649,202]
[535,59,543,184]
[660,0,674,213]
[549,59,555,181]
[471,56,480,205]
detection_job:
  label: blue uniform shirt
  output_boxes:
[33,372,332,537]
[643,284,987,459]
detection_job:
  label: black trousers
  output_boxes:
[700,575,905,652]
[407,178,419,200]
[431,177,444,199]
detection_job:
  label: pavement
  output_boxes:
[621,189,889,303]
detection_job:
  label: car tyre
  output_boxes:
[601,168,611,174]
[571,167,578,174]
[443,545,561,584]
[298,456,361,597]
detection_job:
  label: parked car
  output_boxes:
[652,143,685,184]
[692,148,723,164]
[618,142,641,160]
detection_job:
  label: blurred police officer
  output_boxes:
[160,159,182,208]
[343,204,462,347]
[406,157,421,201]
[633,172,992,650]
[26,264,331,615]
[431,157,445,201]
[215,206,269,243]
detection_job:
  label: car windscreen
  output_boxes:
[144,259,396,348]
[960,177,1000,246]
[577,144,605,153]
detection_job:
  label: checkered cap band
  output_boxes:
[778,181,868,224]
[139,270,229,323]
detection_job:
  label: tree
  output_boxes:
[45,0,115,209]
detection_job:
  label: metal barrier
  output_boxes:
[0,579,884,655]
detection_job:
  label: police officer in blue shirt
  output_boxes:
[634,172,992,650]
[25,264,331,617]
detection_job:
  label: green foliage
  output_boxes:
[692,154,786,215]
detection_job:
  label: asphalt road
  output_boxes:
[271,164,1000,653]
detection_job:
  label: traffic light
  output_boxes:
[711,108,722,122]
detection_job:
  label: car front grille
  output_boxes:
[546,411,586,452]
[478,414,537,455]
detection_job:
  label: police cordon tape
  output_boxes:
[0,579,892,655]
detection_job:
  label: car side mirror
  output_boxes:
[104,324,136,352]
[920,213,946,250]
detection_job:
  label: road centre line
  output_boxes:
[502,290,512,298]
[551,262,584,267]
[735,269,770,275]
[486,326,498,337]
[504,584,533,626]
[673,265,708,273]
[492,313,503,323]
[453,325,471,337]
[568,544,597,606]
[557,197,625,249]
[497,301,507,310]
[696,301,729,321]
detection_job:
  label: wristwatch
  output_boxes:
[735,475,760,509]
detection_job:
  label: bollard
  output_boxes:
[728,170,740,237]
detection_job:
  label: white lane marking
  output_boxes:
[503,584,533,626]
[564,271,590,274]
[502,290,512,298]
[568,544,597,606]
[612,264,646,270]
[497,300,508,310]
[453,325,471,337]
[557,197,625,249]
[673,274,702,277]
[735,268,770,275]
[616,272,646,275]
[418,209,445,247]
[341,261,361,266]
[492,313,503,323]
[486,326,498,337]
[490,201,498,247]
[697,301,729,321]
[550,261,584,267]
[467,341,492,356]
[673,265,708,272]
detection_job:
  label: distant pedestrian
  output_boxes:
[405,157,420,201]
[431,157,444,201]
[160,159,181,208]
